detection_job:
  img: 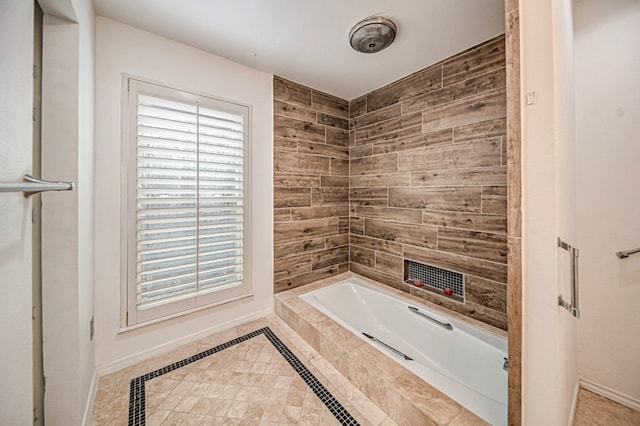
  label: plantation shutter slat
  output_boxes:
[135,92,245,311]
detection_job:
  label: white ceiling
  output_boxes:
[92,0,505,100]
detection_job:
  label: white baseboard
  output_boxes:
[82,369,98,426]
[579,377,640,412]
[568,379,580,426]
[97,306,274,377]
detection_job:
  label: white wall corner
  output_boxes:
[81,369,99,426]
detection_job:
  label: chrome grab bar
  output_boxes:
[362,332,413,361]
[616,248,640,259]
[557,237,580,319]
[0,174,75,197]
[408,306,453,330]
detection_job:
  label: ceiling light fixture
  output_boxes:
[349,16,397,54]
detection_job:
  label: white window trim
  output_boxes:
[120,75,253,329]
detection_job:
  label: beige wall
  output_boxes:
[94,17,274,370]
[520,0,579,424]
[273,78,350,292]
[575,0,640,407]
[0,1,35,422]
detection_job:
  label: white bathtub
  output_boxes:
[300,278,507,425]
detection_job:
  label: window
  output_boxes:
[123,78,251,326]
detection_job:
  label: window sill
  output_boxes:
[117,293,254,334]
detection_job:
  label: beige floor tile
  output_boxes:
[574,388,640,426]
[91,315,388,425]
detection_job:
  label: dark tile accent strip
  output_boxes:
[128,327,359,426]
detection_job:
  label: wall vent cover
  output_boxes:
[404,259,464,302]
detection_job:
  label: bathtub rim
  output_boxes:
[287,271,507,340]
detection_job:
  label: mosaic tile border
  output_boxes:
[128,326,359,425]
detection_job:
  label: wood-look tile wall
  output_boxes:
[273,77,350,293]
[348,35,508,330]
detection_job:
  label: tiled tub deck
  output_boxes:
[275,272,508,426]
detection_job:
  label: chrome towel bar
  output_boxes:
[557,237,580,319]
[0,174,75,197]
[616,247,640,259]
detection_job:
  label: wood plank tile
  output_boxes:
[507,236,522,423]
[274,115,325,143]
[274,217,338,243]
[274,136,298,153]
[367,64,443,112]
[350,153,398,175]
[350,262,409,293]
[349,173,411,188]
[465,275,507,313]
[338,217,349,234]
[376,252,403,277]
[437,228,508,264]
[325,127,350,147]
[350,234,403,256]
[275,152,330,175]
[311,90,349,119]
[349,129,356,147]
[274,208,291,222]
[401,68,506,115]
[274,265,338,293]
[350,95,367,118]
[330,158,349,176]
[350,245,376,268]
[274,99,316,122]
[372,129,453,155]
[355,112,422,145]
[350,144,373,159]
[454,117,506,143]
[442,35,506,86]
[482,185,507,215]
[408,286,507,330]
[355,205,422,224]
[290,206,349,221]
[403,245,507,283]
[349,187,388,206]
[364,218,438,249]
[506,8,522,239]
[274,77,312,108]
[311,188,348,206]
[350,103,401,130]
[298,141,348,159]
[274,238,326,259]
[350,217,364,235]
[398,139,501,172]
[312,246,349,270]
[422,89,506,134]
[274,187,311,208]
[422,211,507,234]
[274,253,312,281]
[317,112,349,130]
[389,186,482,212]
[274,173,320,187]
[411,165,506,186]
[326,234,349,248]
[320,175,349,187]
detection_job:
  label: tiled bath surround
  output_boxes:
[348,34,508,330]
[273,35,508,330]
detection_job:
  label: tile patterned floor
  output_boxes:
[91,315,396,426]
[573,388,640,426]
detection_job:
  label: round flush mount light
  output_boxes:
[349,16,397,54]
